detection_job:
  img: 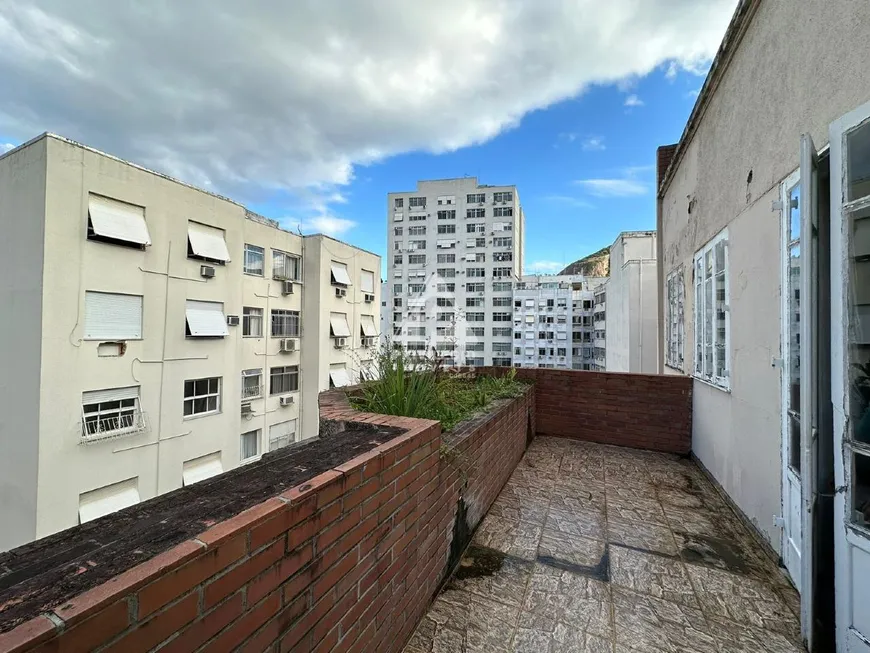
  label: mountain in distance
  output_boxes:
[559,246,610,277]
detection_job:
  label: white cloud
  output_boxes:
[574,179,647,197]
[526,260,564,274]
[0,143,13,154]
[0,0,735,208]
[624,94,645,107]
[291,215,357,237]
[544,194,594,209]
[582,137,606,151]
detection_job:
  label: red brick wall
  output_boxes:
[478,368,692,454]
[0,388,532,653]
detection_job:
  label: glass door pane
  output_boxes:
[788,182,802,472]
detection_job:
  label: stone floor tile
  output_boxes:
[487,493,549,525]
[522,563,613,638]
[685,563,800,638]
[538,531,608,569]
[609,545,698,607]
[551,483,607,512]
[607,517,679,556]
[473,514,543,560]
[447,545,535,608]
[704,617,806,653]
[559,461,606,482]
[545,506,607,541]
[612,588,718,653]
[509,466,556,489]
[660,503,743,541]
[606,495,668,526]
[511,611,614,653]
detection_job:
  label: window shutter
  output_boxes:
[83,386,139,404]
[329,367,351,388]
[186,300,229,337]
[329,313,352,337]
[188,222,231,262]
[88,196,151,245]
[182,452,224,486]
[330,262,352,286]
[84,292,143,340]
[360,270,375,293]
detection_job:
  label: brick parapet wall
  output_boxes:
[475,367,692,454]
[0,387,533,653]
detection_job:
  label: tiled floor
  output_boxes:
[403,437,805,653]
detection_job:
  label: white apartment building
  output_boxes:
[604,231,658,374]
[386,178,525,366]
[0,134,380,551]
[511,275,603,370]
[592,284,607,371]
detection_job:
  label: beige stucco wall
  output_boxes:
[0,140,46,550]
[659,0,870,549]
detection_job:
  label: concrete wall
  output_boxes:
[658,0,870,548]
[0,140,46,551]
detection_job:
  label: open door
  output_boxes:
[831,99,870,652]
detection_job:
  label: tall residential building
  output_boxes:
[0,134,380,551]
[511,275,604,370]
[604,231,658,373]
[386,178,525,366]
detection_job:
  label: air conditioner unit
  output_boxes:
[363,337,375,348]
[279,338,297,353]
[335,287,347,298]
[200,265,215,279]
[364,293,375,303]
[226,315,240,327]
[279,395,294,407]
[281,280,294,295]
[241,402,253,416]
[334,337,348,349]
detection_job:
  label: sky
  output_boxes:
[0,0,736,276]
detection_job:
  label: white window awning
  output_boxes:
[525,315,535,323]
[182,452,223,486]
[84,291,143,340]
[83,386,139,404]
[437,240,455,248]
[393,213,404,222]
[79,478,140,524]
[330,367,351,388]
[361,270,375,293]
[331,262,352,286]
[409,212,427,219]
[88,196,151,246]
[407,299,425,308]
[188,222,231,262]
[330,313,351,337]
[186,300,229,337]
[556,333,568,340]
[360,315,378,337]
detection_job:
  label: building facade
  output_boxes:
[656,0,870,648]
[511,275,581,369]
[0,134,380,551]
[604,231,658,374]
[386,178,524,366]
[592,285,607,371]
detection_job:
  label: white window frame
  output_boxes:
[360,270,375,294]
[243,306,263,337]
[270,365,299,395]
[272,250,301,281]
[693,229,730,390]
[271,309,300,337]
[665,267,685,370]
[243,244,265,276]
[183,377,222,418]
[240,429,260,462]
[81,386,146,442]
[242,369,263,399]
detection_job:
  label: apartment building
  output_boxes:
[386,178,525,366]
[511,275,604,370]
[592,285,607,371]
[604,231,658,373]
[0,134,380,551]
[656,0,869,647]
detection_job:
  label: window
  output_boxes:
[394,212,404,223]
[437,268,456,278]
[492,281,512,292]
[243,307,263,337]
[183,377,221,417]
[492,327,512,337]
[243,244,265,275]
[492,297,511,307]
[493,222,513,232]
[437,224,456,234]
[409,225,426,236]
[330,261,352,286]
[407,326,427,336]
[394,297,403,308]
[466,208,485,219]
[494,252,513,262]
[271,309,300,337]
[437,210,456,220]
[514,331,522,340]
[493,237,512,248]
[436,240,456,249]
[87,195,151,249]
[436,195,455,205]
[240,430,260,461]
[409,254,426,265]
[409,197,426,208]
[408,283,425,294]
[78,478,140,523]
[466,312,485,322]
[437,254,456,263]
[393,312,402,323]
[185,300,229,337]
[405,341,427,352]
[494,207,513,217]
[467,327,484,337]
[436,312,454,322]
[269,419,297,451]
[466,223,485,233]
[436,326,455,336]
[394,283,403,294]
[467,193,485,203]
[493,191,514,202]
[538,348,547,356]
[360,270,375,294]
[394,254,403,265]
[467,297,484,307]
[242,369,263,399]
[466,283,484,292]
[467,267,485,278]
[272,250,301,281]
[666,268,685,369]
[493,267,513,278]
[547,299,555,308]
[466,342,484,352]
[492,312,511,322]
[557,348,567,357]
[188,222,230,264]
[394,227,403,236]
[437,283,455,292]
[81,386,144,441]
[329,312,351,338]
[466,358,485,366]
[270,365,299,394]
[407,240,426,251]
[693,230,729,388]
[84,291,143,340]
[408,214,427,222]
[394,198,404,208]
[437,297,455,307]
